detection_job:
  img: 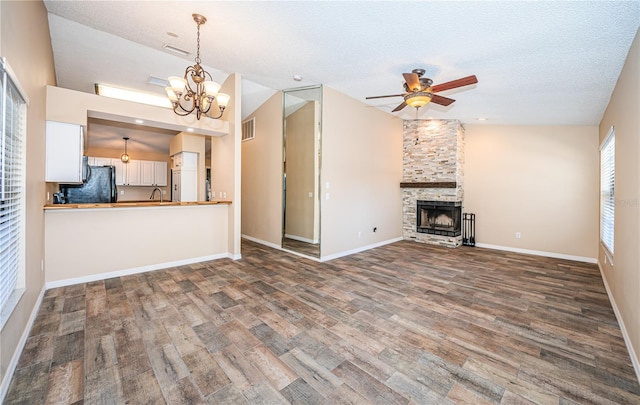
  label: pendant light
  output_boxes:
[121,137,130,164]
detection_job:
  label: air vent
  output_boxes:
[242,118,255,142]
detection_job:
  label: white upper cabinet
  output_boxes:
[93,157,111,166]
[126,160,142,186]
[153,161,168,186]
[110,159,126,186]
[173,152,197,170]
[139,161,167,186]
[88,156,167,187]
[141,161,155,185]
[45,121,84,183]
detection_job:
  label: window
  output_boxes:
[0,57,28,329]
[600,127,615,258]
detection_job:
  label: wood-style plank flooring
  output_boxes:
[5,239,640,404]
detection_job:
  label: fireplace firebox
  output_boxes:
[416,201,462,237]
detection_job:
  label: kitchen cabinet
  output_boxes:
[125,160,141,186]
[173,152,197,170]
[93,157,111,166]
[140,161,167,186]
[110,159,126,186]
[45,121,84,183]
[154,162,168,186]
[89,156,167,186]
[172,169,197,202]
[171,152,197,202]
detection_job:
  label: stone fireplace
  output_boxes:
[402,119,464,247]
[417,200,462,237]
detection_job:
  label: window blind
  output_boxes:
[600,128,615,256]
[0,57,27,318]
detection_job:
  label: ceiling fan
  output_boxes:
[366,69,478,112]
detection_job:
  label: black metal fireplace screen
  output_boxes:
[416,201,462,237]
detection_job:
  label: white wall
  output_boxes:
[464,125,599,261]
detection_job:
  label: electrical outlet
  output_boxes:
[358,231,362,238]
[120,190,125,195]
[515,232,521,239]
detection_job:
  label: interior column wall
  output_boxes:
[0,0,56,393]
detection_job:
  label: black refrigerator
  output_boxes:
[60,165,117,203]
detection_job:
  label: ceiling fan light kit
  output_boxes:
[367,68,477,113]
[166,13,230,120]
[405,92,432,109]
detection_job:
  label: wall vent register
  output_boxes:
[242,117,255,141]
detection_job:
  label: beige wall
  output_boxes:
[44,205,229,284]
[211,74,242,257]
[321,86,404,258]
[0,0,56,390]
[285,101,317,242]
[464,125,599,259]
[599,28,640,374]
[241,92,283,246]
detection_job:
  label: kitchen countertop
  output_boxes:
[44,200,232,210]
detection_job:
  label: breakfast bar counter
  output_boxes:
[44,200,232,210]
[43,202,233,286]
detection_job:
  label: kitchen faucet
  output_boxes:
[150,187,163,202]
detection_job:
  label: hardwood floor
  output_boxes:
[282,237,321,257]
[5,239,640,404]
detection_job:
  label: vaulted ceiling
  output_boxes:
[44,1,639,128]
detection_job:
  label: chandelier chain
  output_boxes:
[195,21,201,64]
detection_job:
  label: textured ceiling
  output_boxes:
[44,0,639,128]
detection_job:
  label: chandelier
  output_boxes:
[165,14,230,120]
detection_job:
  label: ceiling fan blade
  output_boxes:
[430,94,456,106]
[403,73,421,92]
[431,75,478,93]
[365,94,405,100]
[392,101,407,112]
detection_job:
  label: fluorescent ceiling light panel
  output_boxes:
[147,75,170,87]
[162,43,191,56]
[95,84,172,108]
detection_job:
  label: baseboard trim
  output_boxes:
[45,253,232,290]
[1,286,46,403]
[320,237,404,262]
[284,234,319,244]
[241,234,282,250]
[597,262,640,383]
[475,243,597,264]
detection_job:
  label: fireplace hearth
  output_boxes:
[416,200,462,237]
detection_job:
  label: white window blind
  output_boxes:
[0,57,27,325]
[600,127,615,256]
